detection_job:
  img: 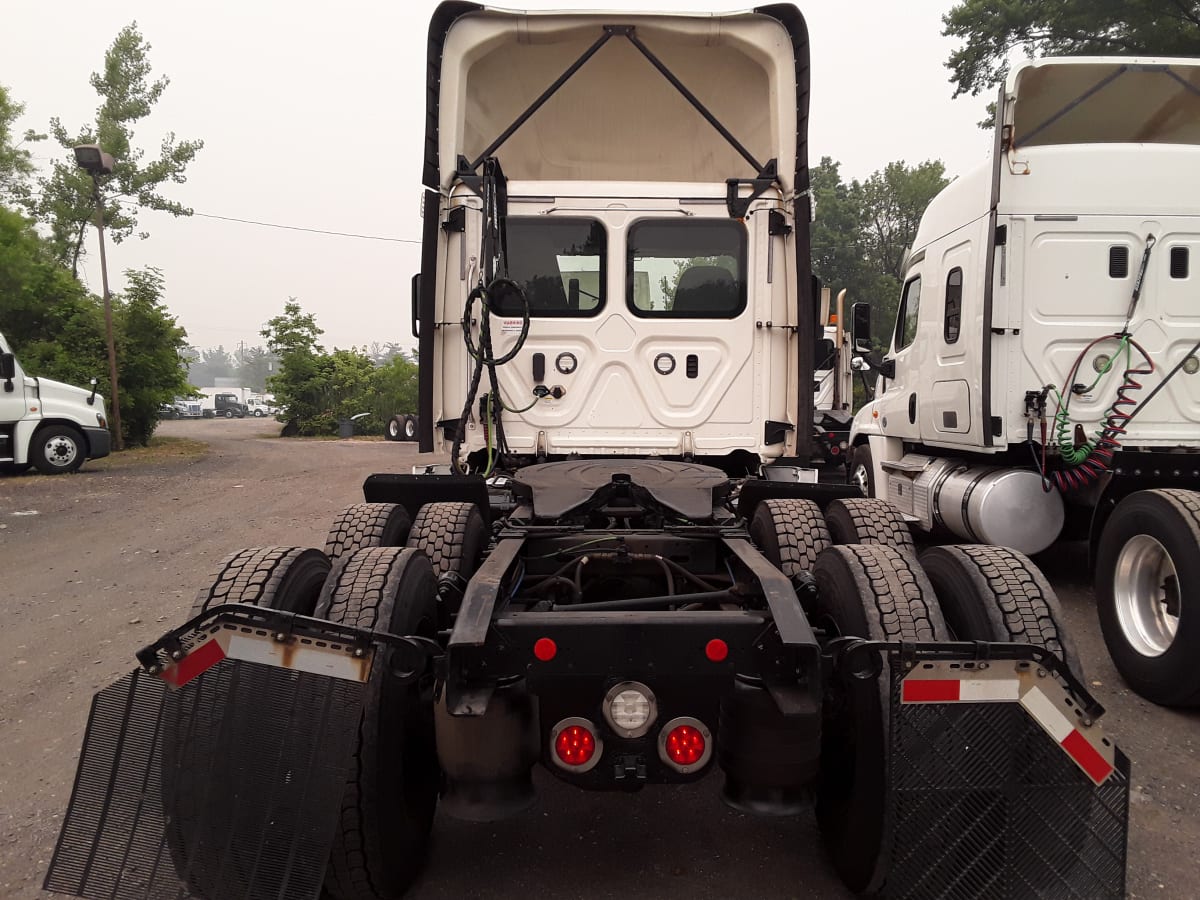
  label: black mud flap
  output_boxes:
[44,649,366,900]
[884,658,1130,899]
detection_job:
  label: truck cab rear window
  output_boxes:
[627,220,746,318]
[492,218,606,317]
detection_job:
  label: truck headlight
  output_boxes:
[96,413,107,428]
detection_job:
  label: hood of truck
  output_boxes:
[35,377,107,421]
[433,6,805,188]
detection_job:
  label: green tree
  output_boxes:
[237,346,276,393]
[943,0,1200,98]
[369,353,419,421]
[0,85,41,204]
[114,267,190,446]
[28,23,203,274]
[262,299,324,356]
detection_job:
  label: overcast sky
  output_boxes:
[4,0,992,355]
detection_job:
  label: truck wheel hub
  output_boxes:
[1113,534,1180,657]
[46,437,77,466]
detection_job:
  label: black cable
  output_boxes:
[1124,335,1200,427]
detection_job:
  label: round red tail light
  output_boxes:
[665,725,705,765]
[550,718,602,772]
[657,717,713,773]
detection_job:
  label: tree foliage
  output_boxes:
[263,300,416,436]
[810,158,948,351]
[943,0,1200,98]
[26,23,203,273]
[0,85,40,203]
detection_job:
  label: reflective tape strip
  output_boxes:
[224,632,372,683]
[902,678,1020,703]
[159,637,225,688]
[1019,685,1073,742]
[1022,686,1115,784]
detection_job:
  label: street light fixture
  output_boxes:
[73,143,123,451]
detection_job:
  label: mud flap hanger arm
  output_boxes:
[454,23,777,219]
[134,604,442,674]
[828,636,1106,720]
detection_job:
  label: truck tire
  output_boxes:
[811,544,948,895]
[191,545,331,616]
[316,548,440,900]
[1096,489,1200,706]
[824,498,914,551]
[385,415,404,441]
[31,424,87,475]
[402,415,418,442]
[921,545,1083,682]
[224,409,235,419]
[848,442,875,496]
[325,503,412,561]
[407,501,487,579]
[163,546,331,897]
[749,498,831,584]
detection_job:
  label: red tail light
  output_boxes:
[657,716,713,773]
[550,717,603,772]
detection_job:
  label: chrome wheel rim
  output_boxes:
[1113,534,1180,657]
[44,436,78,468]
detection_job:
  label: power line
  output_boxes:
[185,211,421,244]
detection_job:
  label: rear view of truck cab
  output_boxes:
[0,330,111,475]
[420,7,813,472]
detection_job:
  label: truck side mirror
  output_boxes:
[88,377,98,405]
[411,274,421,339]
[851,302,871,354]
[0,352,15,380]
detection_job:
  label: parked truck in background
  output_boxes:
[45,10,1131,900]
[848,57,1200,707]
[0,330,111,475]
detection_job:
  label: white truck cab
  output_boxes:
[849,57,1200,706]
[0,331,111,474]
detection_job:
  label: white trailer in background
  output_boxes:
[849,57,1200,706]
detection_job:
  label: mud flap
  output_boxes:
[885,659,1130,899]
[44,656,365,900]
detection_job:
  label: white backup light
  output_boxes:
[603,681,657,738]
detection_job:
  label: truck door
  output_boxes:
[874,268,924,443]
[0,342,28,457]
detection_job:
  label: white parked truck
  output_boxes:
[848,56,1200,707]
[45,11,1130,900]
[0,330,111,474]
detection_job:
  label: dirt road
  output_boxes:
[1,419,1195,898]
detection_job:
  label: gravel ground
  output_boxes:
[1,417,1195,899]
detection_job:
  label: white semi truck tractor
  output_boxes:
[848,57,1200,707]
[0,330,111,474]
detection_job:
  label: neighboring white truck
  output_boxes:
[0,330,111,474]
[848,56,1200,706]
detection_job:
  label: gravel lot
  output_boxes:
[2,418,1196,899]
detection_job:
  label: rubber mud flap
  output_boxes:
[883,659,1130,899]
[44,660,365,900]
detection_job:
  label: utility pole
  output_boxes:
[74,144,123,451]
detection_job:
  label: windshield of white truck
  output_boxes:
[1015,63,1200,148]
[493,217,606,317]
[627,219,746,318]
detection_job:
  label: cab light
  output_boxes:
[550,717,602,772]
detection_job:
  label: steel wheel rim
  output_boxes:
[1113,534,1180,657]
[45,436,78,467]
[851,460,870,495]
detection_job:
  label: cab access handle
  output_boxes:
[411,274,421,338]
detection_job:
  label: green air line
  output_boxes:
[1053,336,1130,466]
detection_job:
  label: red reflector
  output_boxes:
[160,638,226,688]
[533,637,557,661]
[554,725,596,766]
[830,445,840,455]
[902,679,961,703]
[1062,729,1115,784]
[705,639,728,662]
[664,725,706,766]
